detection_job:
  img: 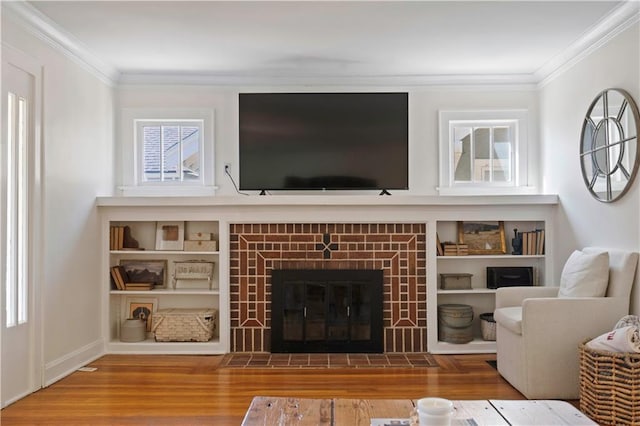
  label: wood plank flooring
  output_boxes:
[0,353,536,425]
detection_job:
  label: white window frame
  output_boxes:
[119,108,216,196]
[438,110,532,195]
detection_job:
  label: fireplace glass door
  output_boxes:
[271,269,383,353]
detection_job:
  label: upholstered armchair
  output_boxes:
[494,247,639,399]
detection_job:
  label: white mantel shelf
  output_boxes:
[96,194,558,207]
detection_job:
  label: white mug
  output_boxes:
[416,397,453,426]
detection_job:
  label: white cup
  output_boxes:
[416,397,453,426]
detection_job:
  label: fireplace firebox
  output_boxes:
[271,269,383,353]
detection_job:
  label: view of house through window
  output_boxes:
[452,123,514,184]
[138,121,203,183]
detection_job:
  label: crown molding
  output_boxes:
[536,0,640,88]
[3,1,120,86]
[117,71,538,89]
[3,0,638,89]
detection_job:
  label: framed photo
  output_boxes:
[119,259,167,288]
[126,297,158,332]
[155,221,184,250]
[457,221,506,255]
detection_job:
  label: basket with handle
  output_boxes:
[579,339,640,425]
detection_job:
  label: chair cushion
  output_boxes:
[494,307,522,335]
[558,250,609,298]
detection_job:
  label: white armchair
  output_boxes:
[494,247,638,399]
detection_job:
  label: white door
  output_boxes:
[1,48,42,408]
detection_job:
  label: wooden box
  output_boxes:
[439,273,473,290]
[188,232,213,241]
[152,308,218,342]
[173,261,215,289]
[184,240,217,251]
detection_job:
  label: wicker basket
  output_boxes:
[152,308,218,342]
[479,313,496,341]
[579,339,640,425]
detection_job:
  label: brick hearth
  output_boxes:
[229,223,426,352]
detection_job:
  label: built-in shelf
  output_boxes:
[102,216,228,355]
[429,216,553,355]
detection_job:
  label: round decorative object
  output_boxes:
[580,88,640,202]
[120,318,147,342]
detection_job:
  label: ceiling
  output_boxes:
[8,1,638,85]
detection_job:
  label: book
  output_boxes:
[436,233,444,256]
[124,282,154,291]
[110,266,126,290]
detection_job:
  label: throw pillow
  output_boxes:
[558,250,609,298]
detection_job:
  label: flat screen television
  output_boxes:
[239,92,408,191]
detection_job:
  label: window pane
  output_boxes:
[473,128,491,182]
[17,97,28,324]
[494,142,512,182]
[162,126,180,181]
[6,93,16,327]
[143,126,161,182]
[181,126,200,181]
[453,126,472,182]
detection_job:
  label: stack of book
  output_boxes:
[443,243,469,256]
[110,266,154,291]
[521,229,545,255]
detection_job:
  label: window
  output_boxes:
[120,108,215,196]
[439,110,531,194]
[136,120,203,184]
[5,91,29,327]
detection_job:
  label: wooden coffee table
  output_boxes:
[241,396,597,425]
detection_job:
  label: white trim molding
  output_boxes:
[2,0,638,88]
[536,0,640,88]
[2,1,120,86]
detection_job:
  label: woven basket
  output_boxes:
[152,308,218,342]
[579,339,640,425]
[479,313,496,341]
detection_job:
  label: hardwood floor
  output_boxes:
[0,353,530,425]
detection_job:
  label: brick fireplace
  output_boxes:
[229,223,426,352]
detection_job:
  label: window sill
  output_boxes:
[437,186,539,196]
[117,186,218,197]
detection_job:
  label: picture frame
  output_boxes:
[457,221,506,255]
[155,221,184,250]
[119,259,167,288]
[126,297,158,332]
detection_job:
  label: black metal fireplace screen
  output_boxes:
[271,269,383,353]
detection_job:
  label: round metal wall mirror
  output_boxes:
[580,88,640,202]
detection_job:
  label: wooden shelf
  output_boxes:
[437,254,544,260]
[437,289,496,295]
[110,289,220,295]
[110,250,219,255]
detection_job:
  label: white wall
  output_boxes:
[116,85,539,196]
[2,18,115,383]
[540,23,640,311]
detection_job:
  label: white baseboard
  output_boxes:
[44,339,105,387]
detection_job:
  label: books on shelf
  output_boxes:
[109,225,141,250]
[110,265,153,291]
[520,229,545,255]
[124,282,154,291]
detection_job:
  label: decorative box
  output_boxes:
[188,232,213,241]
[439,273,473,290]
[442,243,469,256]
[184,240,217,252]
[173,261,215,289]
[152,308,218,342]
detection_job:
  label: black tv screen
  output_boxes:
[239,92,408,191]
